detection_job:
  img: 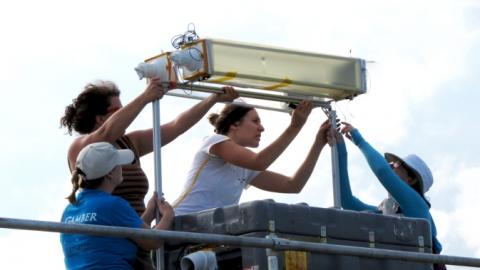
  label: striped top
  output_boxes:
[112,136,154,270]
[112,136,149,216]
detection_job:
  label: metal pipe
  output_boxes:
[165,92,290,113]
[152,100,165,269]
[328,109,342,208]
[171,83,332,109]
[1,217,480,268]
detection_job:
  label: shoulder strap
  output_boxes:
[173,157,210,208]
[116,135,133,150]
[115,135,140,160]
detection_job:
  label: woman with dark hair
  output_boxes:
[61,142,174,270]
[173,101,331,215]
[60,78,238,269]
[334,122,445,270]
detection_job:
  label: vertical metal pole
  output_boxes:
[329,110,342,208]
[266,220,279,270]
[152,99,164,269]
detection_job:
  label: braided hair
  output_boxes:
[66,168,104,204]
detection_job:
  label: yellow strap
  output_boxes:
[173,157,210,208]
[263,77,292,90]
[166,57,174,82]
[208,71,237,83]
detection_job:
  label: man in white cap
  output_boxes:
[60,142,174,270]
[333,122,446,270]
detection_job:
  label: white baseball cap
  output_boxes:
[385,153,434,194]
[76,142,134,180]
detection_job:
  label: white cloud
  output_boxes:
[447,166,480,257]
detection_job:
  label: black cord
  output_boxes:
[188,46,203,61]
[171,23,200,49]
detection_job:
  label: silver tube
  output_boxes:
[1,217,480,268]
[172,83,332,109]
[152,100,164,269]
[328,110,342,208]
[165,92,290,113]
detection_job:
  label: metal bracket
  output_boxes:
[320,226,327,243]
[369,231,376,248]
[418,236,425,253]
[266,220,279,270]
[168,82,332,113]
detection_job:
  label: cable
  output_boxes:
[171,23,200,49]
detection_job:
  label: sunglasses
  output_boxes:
[106,106,122,114]
[389,161,417,180]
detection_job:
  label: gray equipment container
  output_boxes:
[166,199,433,270]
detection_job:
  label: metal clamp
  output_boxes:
[320,226,327,243]
[369,231,376,248]
[266,220,279,270]
[418,236,425,253]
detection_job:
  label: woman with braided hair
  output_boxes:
[61,142,174,270]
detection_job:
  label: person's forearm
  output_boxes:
[135,213,173,250]
[351,129,387,173]
[153,215,174,231]
[162,94,217,145]
[337,140,377,211]
[288,138,325,192]
[140,207,155,226]
[337,140,354,203]
[98,92,150,143]
[350,129,423,212]
[255,125,302,170]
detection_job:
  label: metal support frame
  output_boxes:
[167,82,345,208]
[166,82,344,208]
[170,82,332,112]
[152,78,333,269]
[166,91,289,113]
[2,217,480,268]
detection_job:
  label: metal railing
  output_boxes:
[1,216,480,268]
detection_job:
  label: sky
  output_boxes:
[0,0,479,269]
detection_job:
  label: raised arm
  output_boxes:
[68,78,167,170]
[127,86,239,157]
[211,101,313,171]
[249,119,329,193]
[342,123,430,218]
[333,131,377,211]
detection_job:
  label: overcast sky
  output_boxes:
[0,0,479,269]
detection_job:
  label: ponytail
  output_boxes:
[66,170,82,204]
[66,168,105,204]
